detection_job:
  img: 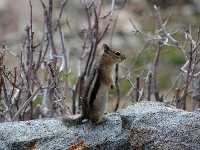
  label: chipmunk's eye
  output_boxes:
[115,51,120,56]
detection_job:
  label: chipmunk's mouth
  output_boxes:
[121,57,126,61]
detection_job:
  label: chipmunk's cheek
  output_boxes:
[116,59,121,63]
[115,58,120,63]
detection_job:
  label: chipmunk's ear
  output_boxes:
[102,44,110,54]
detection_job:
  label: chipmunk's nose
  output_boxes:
[121,56,126,61]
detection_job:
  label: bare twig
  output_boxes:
[136,76,139,102]
[152,42,162,102]
[48,0,57,66]
[54,0,69,31]
[147,72,152,101]
[154,5,188,61]
[114,64,120,111]
[129,18,160,40]
[12,87,40,121]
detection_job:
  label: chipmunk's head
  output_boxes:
[101,44,126,65]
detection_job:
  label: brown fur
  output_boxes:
[61,44,126,125]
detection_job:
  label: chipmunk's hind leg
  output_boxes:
[90,115,107,124]
[90,108,107,124]
[92,117,107,124]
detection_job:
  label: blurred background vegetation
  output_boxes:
[0,0,200,121]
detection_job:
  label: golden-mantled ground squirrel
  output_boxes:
[61,44,126,125]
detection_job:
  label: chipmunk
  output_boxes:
[61,44,126,125]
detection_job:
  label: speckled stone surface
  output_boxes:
[0,101,199,150]
[0,114,130,150]
[121,102,200,150]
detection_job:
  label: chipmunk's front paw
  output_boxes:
[111,83,115,89]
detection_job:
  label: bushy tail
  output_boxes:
[61,114,84,126]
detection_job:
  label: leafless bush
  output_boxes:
[124,5,200,111]
[0,1,199,123]
[0,0,126,122]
